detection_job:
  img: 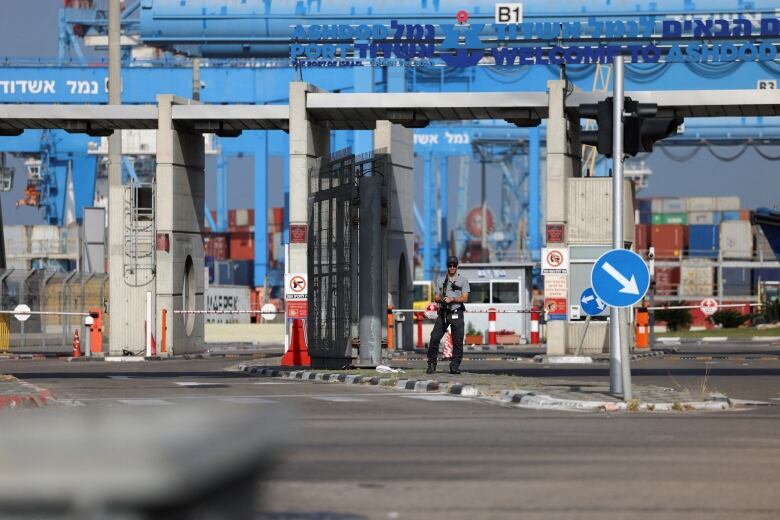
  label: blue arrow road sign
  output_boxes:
[591,249,650,308]
[579,288,607,316]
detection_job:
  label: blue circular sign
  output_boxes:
[579,288,607,316]
[591,249,650,308]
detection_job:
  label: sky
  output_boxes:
[0,0,778,229]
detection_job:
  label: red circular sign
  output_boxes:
[700,298,718,316]
[546,250,564,268]
[289,275,306,293]
[456,10,469,23]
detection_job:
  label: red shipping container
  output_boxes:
[227,209,237,229]
[654,267,680,296]
[204,235,214,257]
[634,224,650,256]
[229,231,254,260]
[651,224,687,259]
[211,234,229,261]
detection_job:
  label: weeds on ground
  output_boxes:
[626,399,641,411]
[672,401,683,411]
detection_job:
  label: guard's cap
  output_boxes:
[446,255,459,266]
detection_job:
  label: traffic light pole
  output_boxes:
[610,55,633,400]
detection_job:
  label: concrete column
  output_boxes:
[288,82,330,276]
[544,80,581,356]
[155,95,205,355]
[376,121,414,351]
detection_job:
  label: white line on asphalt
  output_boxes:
[117,399,175,406]
[310,396,370,402]
[399,395,472,402]
[173,381,225,387]
[221,397,278,404]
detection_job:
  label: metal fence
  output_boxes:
[0,269,108,353]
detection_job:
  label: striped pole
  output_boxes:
[487,308,497,346]
[530,309,540,345]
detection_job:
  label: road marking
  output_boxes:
[117,399,174,406]
[400,394,472,402]
[173,381,225,387]
[311,396,370,402]
[221,397,277,404]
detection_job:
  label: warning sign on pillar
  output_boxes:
[287,300,308,318]
[700,298,718,316]
[544,274,568,321]
[285,273,308,300]
[541,247,569,275]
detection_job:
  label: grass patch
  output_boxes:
[656,326,780,338]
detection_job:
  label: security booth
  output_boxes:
[456,262,534,343]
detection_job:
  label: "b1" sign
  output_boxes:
[495,3,523,24]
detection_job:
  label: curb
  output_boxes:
[235,364,758,412]
[0,378,55,410]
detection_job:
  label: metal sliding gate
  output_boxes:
[308,149,386,369]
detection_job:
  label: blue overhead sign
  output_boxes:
[591,249,650,308]
[579,288,607,316]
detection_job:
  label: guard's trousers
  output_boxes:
[427,312,465,366]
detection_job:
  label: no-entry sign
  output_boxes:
[700,298,719,316]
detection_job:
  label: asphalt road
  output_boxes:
[1,356,778,520]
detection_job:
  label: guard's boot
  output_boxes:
[449,363,461,375]
[426,361,437,374]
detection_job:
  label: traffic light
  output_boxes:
[580,97,683,157]
[579,99,613,156]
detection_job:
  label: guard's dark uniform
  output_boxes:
[427,272,470,372]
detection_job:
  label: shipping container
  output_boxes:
[685,197,717,212]
[661,198,687,213]
[4,225,28,256]
[205,256,215,284]
[634,224,650,255]
[651,224,687,259]
[655,267,680,296]
[679,261,714,297]
[232,260,254,286]
[722,267,751,296]
[740,209,751,221]
[203,234,229,261]
[687,211,715,225]
[688,224,719,258]
[636,199,652,215]
[214,260,234,285]
[205,285,251,324]
[234,208,251,227]
[30,225,61,256]
[715,196,740,211]
[753,267,780,291]
[229,231,254,261]
[721,211,741,221]
[720,221,754,259]
[651,198,666,214]
[756,226,775,260]
[651,213,687,225]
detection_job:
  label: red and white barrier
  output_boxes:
[487,308,497,346]
[530,309,540,345]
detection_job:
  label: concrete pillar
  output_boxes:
[288,82,330,276]
[155,95,205,355]
[544,80,581,356]
[376,121,414,351]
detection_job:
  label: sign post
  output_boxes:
[575,288,607,356]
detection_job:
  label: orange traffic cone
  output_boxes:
[72,329,81,358]
[281,319,311,367]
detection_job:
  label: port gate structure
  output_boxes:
[0,88,778,356]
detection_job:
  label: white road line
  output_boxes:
[117,399,175,406]
[400,395,472,402]
[221,397,278,404]
[173,381,225,387]
[310,396,369,402]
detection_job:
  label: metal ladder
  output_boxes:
[123,182,156,287]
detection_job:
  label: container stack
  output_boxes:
[633,195,778,299]
[203,207,285,287]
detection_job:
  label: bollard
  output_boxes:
[386,306,394,352]
[415,312,423,349]
[530,309,540,345]
[84,316,93,358]
[487,307,497,346]
[635,307,649,349]
[161,308,168,354]
[72,329,81,358]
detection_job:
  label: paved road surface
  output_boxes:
[0,358,778,520]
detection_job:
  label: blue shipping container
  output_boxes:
[637,199,652,215]
[752,268,780,288]
[721,211,742,221]
[722,267,751,296]
[232,260,254,286]
[205,256,215,284]
[688,225,719,258]
[215,260,235,285]
[638,211,651,225]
